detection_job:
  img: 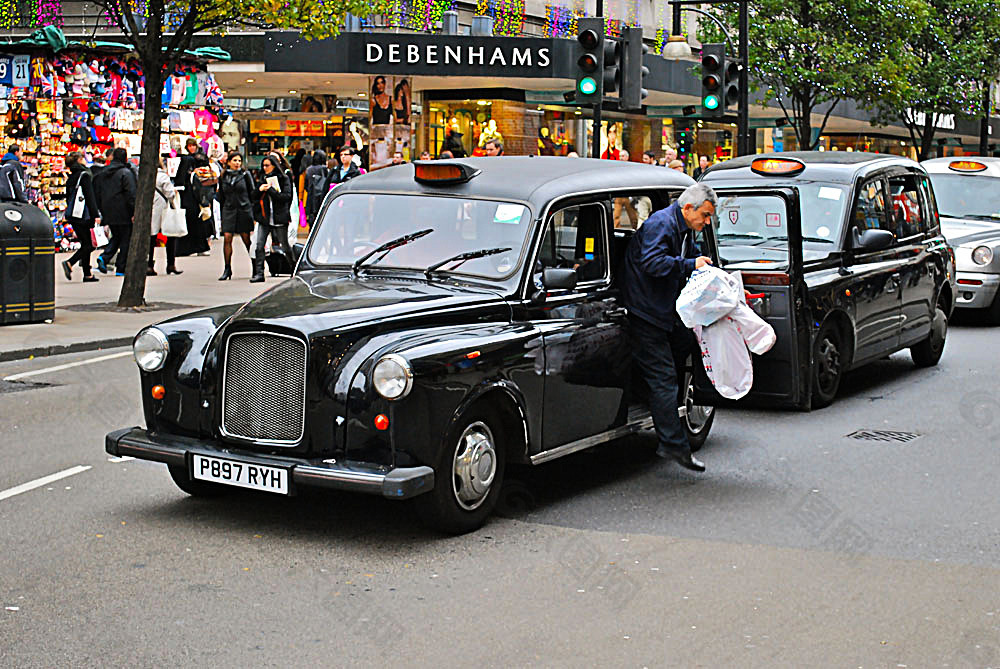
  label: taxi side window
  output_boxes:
[539,203,608,284]
[888,174,925,239]
[853,178,892,236]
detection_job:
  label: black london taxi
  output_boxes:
[921,157,1000,323]
[106,158,718,533]
[697,151,955,410]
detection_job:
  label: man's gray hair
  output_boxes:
[677,183,718,210]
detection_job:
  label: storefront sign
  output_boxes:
[365,42,550,69]
[249,119,282,136]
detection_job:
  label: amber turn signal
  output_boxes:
[374,414,389,431]
[151,385,166,400]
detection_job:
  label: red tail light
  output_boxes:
[957,278,983,286]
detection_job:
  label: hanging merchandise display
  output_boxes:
[0,39,227,248]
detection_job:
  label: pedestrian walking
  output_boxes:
[60,151,99,283]
[0,143,28,203]
[484,139,504,156]
[622,182,717,472]
[175,150,213,257]
[303,150,328,226]
[216,150,255,281]
[326,146,360,189]
[148,156,182,276]
[692,155,712,180]
[250,153,294,283]
[93,147,136,276]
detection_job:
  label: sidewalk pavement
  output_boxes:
[0,239,280,361]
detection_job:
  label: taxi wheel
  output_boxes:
[911,298,948,367]
[985,290,1000,326]
[415,410,506,535]
[168,464,231,497]
[682,372,715,453]
[811,324,843,410]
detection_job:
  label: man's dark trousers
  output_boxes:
[107,224,131,274]
[630,314,697,456]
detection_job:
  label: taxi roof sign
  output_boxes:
[948,160,988,173]
[750,157,806,176]
[414,161,480,185]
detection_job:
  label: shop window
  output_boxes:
[538,203,608,284]
[888,174,926,238]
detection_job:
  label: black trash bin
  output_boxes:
[0,201,55,324]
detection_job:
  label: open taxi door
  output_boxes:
[691,186,813,409]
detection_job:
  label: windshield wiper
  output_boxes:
[767,235,835,244]
[959,213,1000,221]
[424,247,512,278]
[718,232,764,239]
[352,228,434,274]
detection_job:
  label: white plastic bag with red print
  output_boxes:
[676,265,742,328]
[695,319,754,399]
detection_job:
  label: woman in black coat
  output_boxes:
[215,150,255,281]
[250,152,294,283]
[61,151,100,282]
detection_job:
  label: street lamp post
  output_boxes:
[666,0,750,157]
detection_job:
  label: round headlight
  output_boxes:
[972,245,994,265]
[372,354,413,400]
[133,328,169,372]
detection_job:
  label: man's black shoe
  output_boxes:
[656,445,705,472]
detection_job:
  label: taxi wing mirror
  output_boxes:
[853,228,894,252]
[542,268,578,291]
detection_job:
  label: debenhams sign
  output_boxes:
[366,42,551,68]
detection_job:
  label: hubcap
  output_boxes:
[683,377,714,434]
[452,421,497,511]
[817,336,841,393]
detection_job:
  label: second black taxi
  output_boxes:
[699,151,955,409]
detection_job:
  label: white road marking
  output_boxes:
[3,350,131,382]
[0,465,92,502]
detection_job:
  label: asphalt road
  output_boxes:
[1,319,998,667]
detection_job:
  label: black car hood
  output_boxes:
[227,270,509,335]
[941,216,1000,246]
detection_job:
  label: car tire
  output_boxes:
[168,464,231,497]
[985,289,1000,326]
[681,372,715,452]
[415,410,506,534]
[911,296,948,367]
[811,322,844,410]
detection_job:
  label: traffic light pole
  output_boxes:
[592,102,602,159]
[737,0,749,156]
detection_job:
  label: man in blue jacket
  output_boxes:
[0,144,27,203]
[622,183,717,472]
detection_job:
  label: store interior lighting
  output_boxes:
[245,78,254,83]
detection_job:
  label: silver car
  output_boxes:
[922,157,1000,323]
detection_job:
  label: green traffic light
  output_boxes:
[578,77,597,96]
[703,94,720,110]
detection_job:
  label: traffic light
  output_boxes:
[574,17,605,104]
[700,43,725,117]
[677,126,694,157]
[619,26,649,110]
[724,57,741,109]
[605,33,620,95]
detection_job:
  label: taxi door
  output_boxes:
[692,187,812,408]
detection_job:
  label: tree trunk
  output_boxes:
[118,63,164,308]
[917,114,935,162]
[794,92,814,151]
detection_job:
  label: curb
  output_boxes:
[0,337,133,363]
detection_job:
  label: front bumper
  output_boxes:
[954,271,1000,309]
[105,427,435,499]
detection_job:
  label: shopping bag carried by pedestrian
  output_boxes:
[160,193,188,238]
[71,182,87,219]
[729,301,777,355]
[90,225,109,248]
[695,318,754,400]
[676,265,743,328]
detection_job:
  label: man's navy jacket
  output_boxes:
[621,201,699,332]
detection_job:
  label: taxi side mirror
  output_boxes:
[853,228,894,253]
[542,268,578,291]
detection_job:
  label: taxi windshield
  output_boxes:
[927,174,1000,221]
[308,193,532,279]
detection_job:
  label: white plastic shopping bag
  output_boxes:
[695,318,754,400]
[729,302,777,355]
[676,266,743,328]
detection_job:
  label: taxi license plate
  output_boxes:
[191,455,290,494]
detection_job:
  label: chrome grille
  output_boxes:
[221,332,306,444]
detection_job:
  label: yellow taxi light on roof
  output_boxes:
[948,160,987,172]
[750,157,805,176]
[413,162,480,185]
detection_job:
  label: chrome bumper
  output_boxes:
[954,272,1000,309]
[105,427,435,499]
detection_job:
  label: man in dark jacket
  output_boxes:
[0,144,27,203]
[303,150,328,225]
[94,148,137,275]
[622,183,717,472]
[325,146,360,189]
